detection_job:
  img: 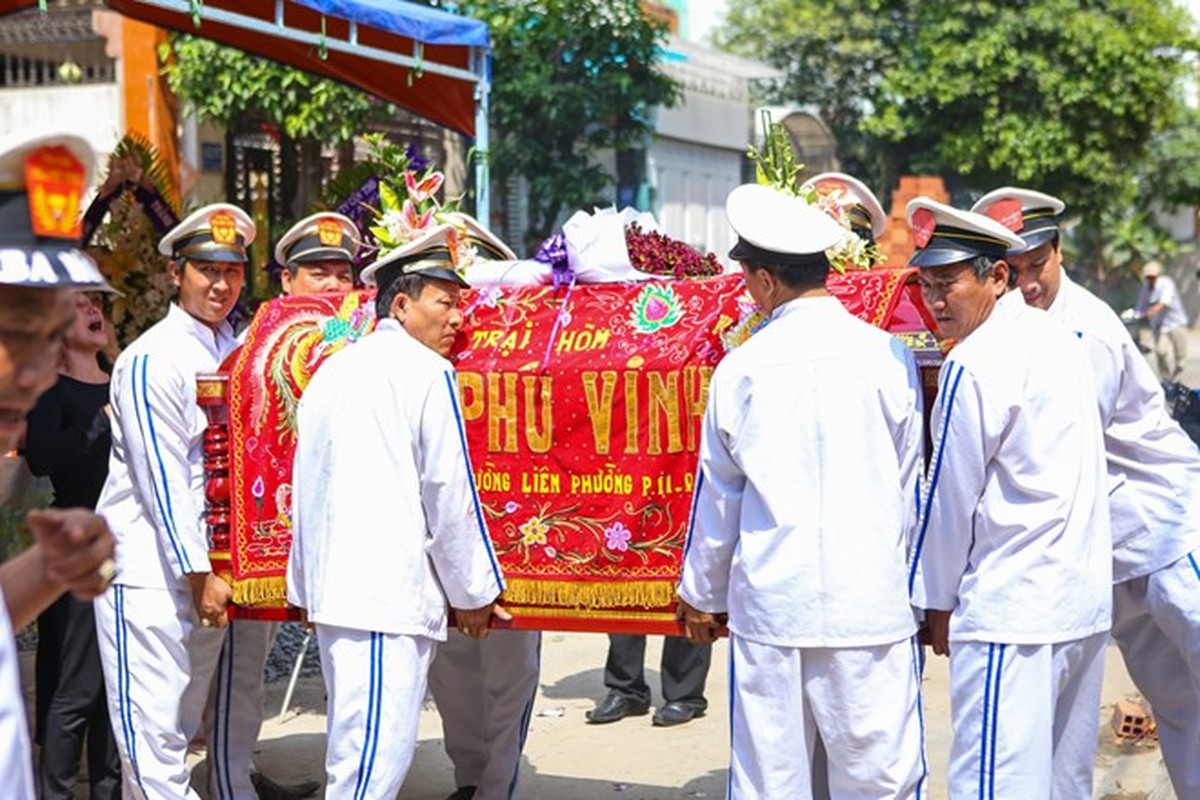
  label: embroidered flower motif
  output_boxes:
[519,516,550,546]
[480,286,504,309]
[604,521,632,552]
[504,500,520,515]
[543,546,558,559]
[630,284,682,334]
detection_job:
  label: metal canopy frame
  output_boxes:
[0,0,492,218]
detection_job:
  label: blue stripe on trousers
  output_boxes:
[353,633,384,800]
[910,637,928,799]
[213,629,235,799]
[363,633,384,797]
[988,646,1005,800]
[351,633,376,800]
[977,643,1006,799]
[114,587,145,794]
[978,643,995,800]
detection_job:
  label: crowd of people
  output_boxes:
[1,127,1199,800]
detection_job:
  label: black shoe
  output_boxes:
[445,787,477,800]
[585,692,650,724]
[652,701,705,727]
[252,771,321,800]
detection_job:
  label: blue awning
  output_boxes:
[293,0,490,47]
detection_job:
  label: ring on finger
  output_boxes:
[97,558,117,584]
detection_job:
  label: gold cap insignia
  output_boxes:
[317,218,343,247]
[210,210,237,245]
[25,145,84,239]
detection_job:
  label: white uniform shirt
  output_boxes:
[287,318,504,639]
[0,587,34,800]
[1051,272,1200,582]
[96,304,239,589]
[678,296,923,648]
[911,291,1111,645]
[1136,274,1188,335]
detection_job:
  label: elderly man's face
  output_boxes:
[395,278,465,357]
[1007,240,1062,311]
[173,258,244,329]
[917,260,1008,342]
[0,286,74,450]
[281,259,354,296]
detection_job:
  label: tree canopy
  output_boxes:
[718,0,908,186]
[164,2,679,251]
[440,0,680,248]
[160,35,392,146]
[721,0,1198,233]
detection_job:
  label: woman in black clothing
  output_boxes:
[25,290,120,800]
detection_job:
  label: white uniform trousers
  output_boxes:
[204,619,281,799]
[94,584,225,799]
[1112,548,1200,797]
[947,632,1106,799]
[728,634,927,800]
[429,629,542,800]
[317,624,434,800]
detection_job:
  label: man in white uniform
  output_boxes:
[678,183,927,799]
[418,216,543,800]
[274,212,357,296]
[974,186,1200,797]
[907,198,1110,798]
[288,222,506,800]
[0,132,118,799]
[1134,259,1188,382]
[205,211,361,800]
[93,203,256,798]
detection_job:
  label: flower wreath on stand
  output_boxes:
[88,135,181,348]
[360,133,481,274]
[747,111,881,274]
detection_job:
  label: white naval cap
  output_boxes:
[905,197,1026,268]
[725,183,850,265]
[801,171,886,241]
[360,222,472,289]
[274,212,360,268]
[970,187,1066,255]
[439,210,517,262]
[159,203,256,263]
[0,132,117,292]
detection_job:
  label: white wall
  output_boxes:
[0,84,121,161]
[648,136,741,262]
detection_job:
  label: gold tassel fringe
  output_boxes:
[232,576,289,608]
[501,578,677,610]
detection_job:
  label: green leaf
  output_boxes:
[379,181,401,214]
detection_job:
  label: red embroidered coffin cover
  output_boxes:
[211,269,938,633]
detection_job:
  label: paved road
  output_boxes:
[237,632,1175,800]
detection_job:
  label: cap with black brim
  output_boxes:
[905,198,1025,269]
